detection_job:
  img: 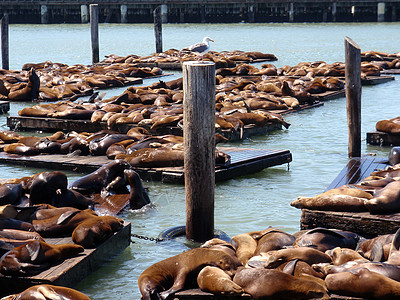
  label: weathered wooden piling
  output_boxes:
[183,61,216,242]
[153,6,162,53]
[41,5,48,24]
[377,2,386,21]
[121,4,128,23]
[1,13,8,70]
[90,4,99,64]
[345,36,362,158]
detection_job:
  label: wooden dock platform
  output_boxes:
[300,156,400,238]
[0,147,292,184]
[366,131,400,146]
[361,75,395,85]
[0,221,131,298]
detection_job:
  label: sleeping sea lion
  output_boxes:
[138,248,240,300]
[197,266,243,295]
[365,180,400,213]
[1,284,91,300]
[0,239,84,276]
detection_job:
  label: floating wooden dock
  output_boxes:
[367,131,400,146]
[0,221,131,298]
[361,74,395,85]
[300,156,400,238]
[0,147,292,184]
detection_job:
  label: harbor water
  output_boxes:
[2,22,400,299]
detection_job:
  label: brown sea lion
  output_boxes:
[201,238,242,266]
[291,193,368,212]
[230,233,258,266]
[2,284,91,300]
[138,248,240,300]
[260,247,332,269]
[325,268,400,299]
[3,143,40,156]
[278,259,325,279]
[253,228,296,256]
[365,180,400,213]
[376,116,400,134]
[72,215,124,248]
[0,239,84,276]
[327,247,369,266]
[117,148,185,168]
[0,228,43,241]
[0,184,23,206]
[233,267,329,299]
[0,218,35,231]
[197,266,243,295]
[70,159,132,195]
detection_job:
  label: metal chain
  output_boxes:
[131,233,166,243]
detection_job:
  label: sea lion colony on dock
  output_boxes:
[137,226,400,299]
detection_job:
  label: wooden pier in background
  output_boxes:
[0,147,292,184]
[0,222,131,298]
[300,156,400,238]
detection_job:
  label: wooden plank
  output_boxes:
[361,75,395,85]
[367,131,400,146]
[381,69,400,75]
[0,222,131,298]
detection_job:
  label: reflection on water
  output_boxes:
[1,22,400,299]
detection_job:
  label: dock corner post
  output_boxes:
[90,4,99,64]
[183,61,216,243]
[377,2,386,22]
[41,5,48,24]
[81,5,89,23]
[153,6,162,53]
[345,36,362,158]
[1,13,9,70]
[121,4,128,23]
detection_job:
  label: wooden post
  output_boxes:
[81,5,89,23]
[153,6,162,53]
[1,13,9,70]
[289,2,294,22]
[377,2,385,22]
[90,4,99,64]
[345,36,362,158]
[183,61,216,243]
[41,5,48,24]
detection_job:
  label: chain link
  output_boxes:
[131,233,166,243]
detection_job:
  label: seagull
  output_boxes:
[183,36,214,60]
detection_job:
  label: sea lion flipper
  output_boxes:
[390,228,400,255]
[57,210,80,225]
[370,241,384,262]
[26,240,41,261]
[281,259,298,275]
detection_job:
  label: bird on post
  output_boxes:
[183,36,214,60]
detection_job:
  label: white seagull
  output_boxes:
[183,36,214,59]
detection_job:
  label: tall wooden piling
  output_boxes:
[153,6,162,53]
[377,2,386,22]
[90,4,99,64]
[345,36,362,158]
[41,5,48,24]
[81,5,89,23]
[1,14,8,70]
[183,61,216,243]
[121,5,128,23]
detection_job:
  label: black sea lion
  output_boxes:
[124,169,150,210]
[29,171,68,206]
[325,268,400,299]
[138,248,240,300]
[0,240,84,276]
[233,267,329,299]
[1,284,91,300]
[197,266,243,295]
[70,159,131,195]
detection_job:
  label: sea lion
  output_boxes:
[70,159,131,195]
[325,268,400,299]
[230,233,258,266]
[1,284,91,300]
[327,247,369,266]
[0,239,84,276]
[0,218,35,231]
[291,193,368,212]
[72,215,124,248]
[233,267,329,299]
[123,169,150,210]
[278,259,325,279]
[293,227,362,252]
[197,266,243,295]
[365,180,400,213]
[376,116,400,134]
[3,143,40,156]
[201,238,242,266]
[0,184,23,206]
[260,247,332,269]
[253,228,296,256]
[138,248,240,300]
[0,228,43,241]
[89,134,136,156]
[390,147,400,166]
[29,171,68,206]
[117,148,185,168]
